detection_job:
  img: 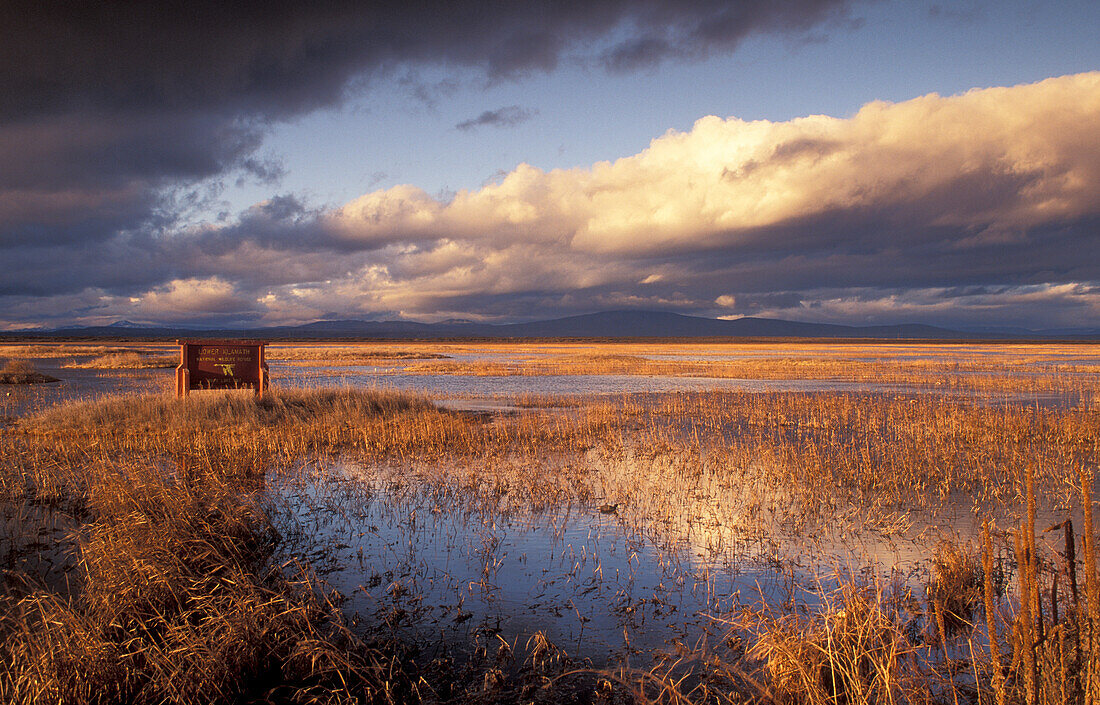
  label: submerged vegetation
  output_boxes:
[0,341,1098,703]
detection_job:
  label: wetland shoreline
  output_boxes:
[1,341,1099,703]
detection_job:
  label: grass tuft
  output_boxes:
[927,539,983,637]
[747,582,917,705]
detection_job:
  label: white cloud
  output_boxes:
[125,277,253,321]
[333,72,1100,257]
[8,73,1100,329]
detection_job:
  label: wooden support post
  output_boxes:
[256,344,268,398]
[175,342,191,398]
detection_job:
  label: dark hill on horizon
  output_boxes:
[6,309,1100,341]
[496,310,964,338]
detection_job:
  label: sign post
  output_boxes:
[175,340,269,398]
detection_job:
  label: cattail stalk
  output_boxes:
[1066,520,1079,608]
[1027,463,1044,646]
[982,521,1006,705]
[1079,464,1098,701]
[1015,528,1037,705]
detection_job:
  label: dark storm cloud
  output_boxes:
[8,3,1100,331]
[663,216,1100,294]
[0,114,262,190]
[601,36,679,73]
[0,111,265,246]
[600,0,859,71]
[0,1,856,119]
[0,0,856,278]
[456,105,536,131]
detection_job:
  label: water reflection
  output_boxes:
[1,365,167,418]
[270,451,990,665]
[273,460,799,663]
[273,365,899,397]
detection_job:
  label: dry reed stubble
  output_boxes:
[0,388,472,705]
[743,581,922,705]
[3,379,1100,704]
[62,352,176,369]
[974,462,1100,705]
[0,468,365,704]
[928,540,983,638]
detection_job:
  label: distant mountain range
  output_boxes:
[5,310,1100,341]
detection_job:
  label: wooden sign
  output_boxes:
[175,340,269,398]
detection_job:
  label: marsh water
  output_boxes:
[271,457,942,665]
[4,341,1098,665]
[3,347,1083,418]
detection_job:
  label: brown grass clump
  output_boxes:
[971,463,1100,705]
[15,388,612,493]
[0,358,58,384]
[0,345,165,359]
[62,352,176,369]
[746,582,921,705]
[1,359,34,374]
[348,340,1100,395]
[269,346,451,364]
[0,388,465,704]
[0,458,390,704]
[927,540,983,637]
[25,386,428,432]
[639,390,1100,516]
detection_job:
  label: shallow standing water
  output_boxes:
[272,459,892,664]
[267,446,1026,666]
[4,340,1098,665]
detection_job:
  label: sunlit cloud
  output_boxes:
[5,73,1100,330]
[336,72,1100,256]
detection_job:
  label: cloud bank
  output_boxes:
[4,73,1100,330]
[0,1,854,256]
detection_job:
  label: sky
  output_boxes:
[2,1,1100,331]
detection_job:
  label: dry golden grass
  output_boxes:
[0,358,59,384]
[745,582,920,705]
[619,390,1100,519]
[966,464,1100,705]
[0,344,173,359]
[1,359,34,374]
[0,388,459,704]
[62,352,177,369]
[1,342,1099,704]
[600,462,1099,705]
[389,341,1100,396]
[5,381,1097,548]
[1,469,354,704]
[268,345,450,364]
[928,540,983,637]
[8,338,1100,395]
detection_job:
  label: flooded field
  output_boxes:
[2,339,1099,703]
[5,339,1098,415]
